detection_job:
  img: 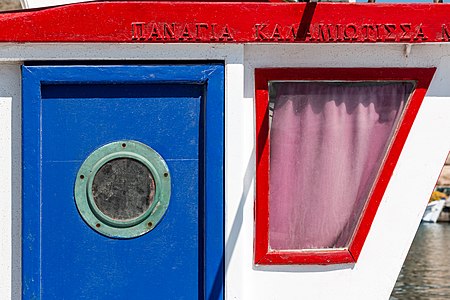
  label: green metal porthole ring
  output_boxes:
[74,140,171,239]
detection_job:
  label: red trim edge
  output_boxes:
[1,2,450,43]
[254,68,436,265]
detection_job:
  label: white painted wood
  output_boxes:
[0,64,21,300]
[21,0,91,9]
[0,97,12,299]
[224,54,247,300]
[0,42,448,299]
[0,43,242,61]
[20,0,358,9]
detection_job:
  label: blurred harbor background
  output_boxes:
[391,155,450,299]
[390,223,450,299]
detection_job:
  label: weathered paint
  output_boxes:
[2,2,450,43]
[73,140,171,239]
[21,64,224,299]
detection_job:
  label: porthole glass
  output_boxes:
[74,141,171,239]
[92,158,156,221]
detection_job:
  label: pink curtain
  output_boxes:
[269,82,412,250]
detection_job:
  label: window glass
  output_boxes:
[268,81,413,250]
[92,158,156,221]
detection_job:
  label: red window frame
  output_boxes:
[254,68,435,265]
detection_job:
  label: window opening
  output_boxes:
[268,81,413,251]
[254,68,435,265]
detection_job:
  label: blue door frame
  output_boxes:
[22,64,224,299]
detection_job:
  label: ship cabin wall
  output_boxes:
[0,42,448,299]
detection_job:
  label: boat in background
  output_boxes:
[422,199,446,223]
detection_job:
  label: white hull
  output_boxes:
[422,200,446,223]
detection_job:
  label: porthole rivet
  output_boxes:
[80,175,85,179]
[163,172,168,178]
[147,222,153,227]
[96,223,101,228]
[121,143,126,148]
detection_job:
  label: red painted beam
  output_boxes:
[0,2,450,43]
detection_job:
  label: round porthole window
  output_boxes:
[74,141,171,239]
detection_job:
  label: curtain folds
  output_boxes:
[269,82,412,250]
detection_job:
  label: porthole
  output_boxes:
[74,140,171,238]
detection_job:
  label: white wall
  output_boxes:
[0,63,21,300]
[0,43,448,299]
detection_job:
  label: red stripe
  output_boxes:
[0,2,450,43]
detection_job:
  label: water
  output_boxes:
[390,223,450,299]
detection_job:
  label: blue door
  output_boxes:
[22,65,224,299]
